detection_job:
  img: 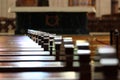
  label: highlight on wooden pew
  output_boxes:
[53,35,62,60]
[62,37,74,66]
[96,45,119,80]
[76,40,90,49]
[49,34,56,55]
[63,39,74,67]
[63,37,74,54]
[76,40,90,45]
[63,37,73,43]
[75,40,91,80]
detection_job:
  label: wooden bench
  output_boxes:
[27,29,120,80]
[0,31,92,80]
[94,45,119,80]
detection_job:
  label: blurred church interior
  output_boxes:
[0,0,120,80]
[0,0,120,34]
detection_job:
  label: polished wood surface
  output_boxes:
[0,36,41,47]
[0,56,56,61]
[0,61,63,67]
[0,52,50,56]
[0,35,78,80]
[29,30,119,80]
[0,34,119,80]
[0,72,78,80]
[0,48,44,51]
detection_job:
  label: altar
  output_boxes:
[9,6,96,34]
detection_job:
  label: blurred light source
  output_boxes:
[100,58,119,65]
[77,50,91,54]
[98,45,116,54]
[64,44,74,48]
[76,40,89,46]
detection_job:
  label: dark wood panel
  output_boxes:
[16,0,38,6]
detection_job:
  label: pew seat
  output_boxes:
[0,52,50,56]
[0,61,63,68]
[0,72,78,80]
[0,56,56,61]
[0,47,44,52]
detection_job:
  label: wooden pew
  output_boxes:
[0,72,77,80]
[54,35,62,60]
[0,51,91,80]
[110,29,119,58]
[62,37,91,80]
[0,30,92,80]
[94,45,119,80]
[0,51,50,56]
[28,29,56,54]
[63,37,74,67]
[76,40,91,80]
[27,29,120,80]
[0,35,45,52]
